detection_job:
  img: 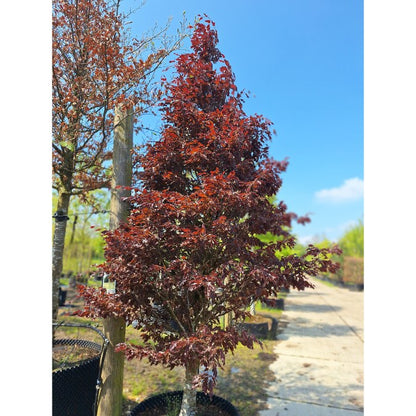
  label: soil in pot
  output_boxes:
[53,339,102,416]
[239,313,279,340]
[53,342,100,370]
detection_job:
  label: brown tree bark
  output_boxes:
[52,210,68,319]
[52,178,72,320]
[98,105,133,416]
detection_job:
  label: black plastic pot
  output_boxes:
[262,298,284,310]
[238,321,269,339]
[237,315,278,340]
[348,283,364,291]
[53,323,108,416]
[58,287,67,306]
[53,339,101,416]
[129,390,239,416]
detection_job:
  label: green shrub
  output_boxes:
[338,220,364,258]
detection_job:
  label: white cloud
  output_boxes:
[315,178,364,203]
[324,220,358,234]
[297,235,315,245]
[338,219,360,233]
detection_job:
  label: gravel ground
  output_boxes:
[260,278,364,416]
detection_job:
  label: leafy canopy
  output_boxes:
[52,0,174,199]
[79,16,340,395]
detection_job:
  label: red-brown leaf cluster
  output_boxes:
[79,16,340,395]
[53,0,166,198]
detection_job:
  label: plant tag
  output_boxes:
[102,273,116,294]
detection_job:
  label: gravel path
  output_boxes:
[260,278,364,416]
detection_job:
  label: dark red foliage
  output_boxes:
[52,0,167,199]
[79,17,340,395]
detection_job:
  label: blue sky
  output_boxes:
[124,0,363,244]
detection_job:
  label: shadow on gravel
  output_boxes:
[286,303,342,313]
[278,325,355,341]
[279,315,358,339]
[288,291,315,298]
[273,367,364,412]
[298,323,356,338]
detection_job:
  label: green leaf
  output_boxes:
[59,141,75,151]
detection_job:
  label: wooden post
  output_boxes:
[98,105,133,416]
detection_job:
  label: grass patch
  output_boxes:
[123,357,185,404]
[121,340,280,415]
[59,278,102,287]
[216,340,279,416]
[252,300,284,319]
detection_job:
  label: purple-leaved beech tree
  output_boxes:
[79,17,340,415]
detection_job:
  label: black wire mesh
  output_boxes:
[53,323,108,416]
[53,338,101,416]
[129,390,240,416]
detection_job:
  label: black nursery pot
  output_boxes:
[262,298,284,310]
[129,390,240,416]
[53,339,102,416]
[58,287,67,306]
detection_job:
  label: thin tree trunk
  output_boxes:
[98,105,133,416]
[179,359,200,416]
[52,191,71,320]
[250,299,256,315]
[69,214,78,244]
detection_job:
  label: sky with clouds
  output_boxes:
[315,178,363,204]
[123,0,364,243]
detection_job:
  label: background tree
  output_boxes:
[335,220,364,285]
[79,17,340,415]
[338,219,364,258]
[52,0,185,320]
[52,190,108,276]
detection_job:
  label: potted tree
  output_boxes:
[79,17,340,416]
[52,322,108,416]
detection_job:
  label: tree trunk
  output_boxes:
[179,359,200,416]
[250,299,256,315]
[52,191,71,320]
[69,214,78,244]
[98,105,133,416]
